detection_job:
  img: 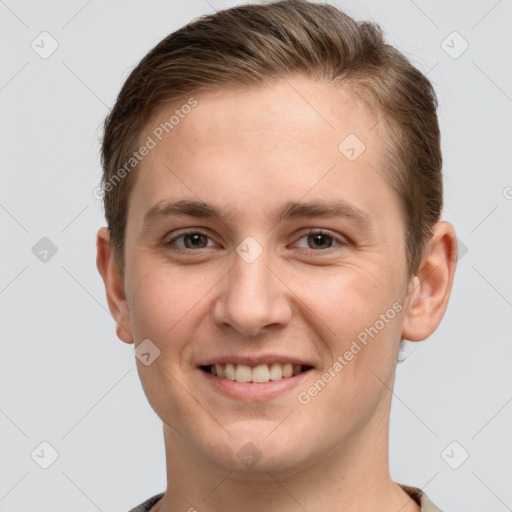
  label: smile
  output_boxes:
[200,362,313,383]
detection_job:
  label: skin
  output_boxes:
[97,75,457,512]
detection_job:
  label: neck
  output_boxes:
[153,409,420,512]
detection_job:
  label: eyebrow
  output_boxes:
[142,198,372,230]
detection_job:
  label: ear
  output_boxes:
[401,221,457,342]
[96,227,133,344]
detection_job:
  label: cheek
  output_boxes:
[293,287,402,450]
[294,264,404,396]
[125,256,223,345]
[294,260,401,335]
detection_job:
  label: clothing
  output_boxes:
[128,492,164,512]
[399,484,444,511]
[127,483,443,511]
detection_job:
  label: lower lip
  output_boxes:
[199,368,312,401]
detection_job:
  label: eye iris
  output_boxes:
[184,233,207,249]
[179,233,335,250]
[308,233,332,249]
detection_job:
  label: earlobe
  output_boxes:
[401,221,457,342]
[96,227,134,344]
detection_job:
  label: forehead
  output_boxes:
[130,76,398,227]
[148,77,379,159]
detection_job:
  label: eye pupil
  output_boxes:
[171,231,339,252]
[308,233,331,249]
[185,234,207,248]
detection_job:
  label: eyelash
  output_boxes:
[165,230,348,254]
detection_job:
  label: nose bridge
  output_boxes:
[213,236,291,337]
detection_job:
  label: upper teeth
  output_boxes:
[210,363,305,383]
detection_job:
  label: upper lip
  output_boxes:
[198,354,315,367]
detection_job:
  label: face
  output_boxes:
[119,76,412,474]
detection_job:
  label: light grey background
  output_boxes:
[1,1,511,511]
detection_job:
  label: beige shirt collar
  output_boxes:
[399,484,444,511]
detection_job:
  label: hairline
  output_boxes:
[109,77,422,279]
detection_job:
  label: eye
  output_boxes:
[164,229,347,254]
[294,230,347,251]
[165,231,217,251]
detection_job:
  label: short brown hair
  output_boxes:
[101,0,442,276]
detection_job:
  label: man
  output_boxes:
[96,1,457,510]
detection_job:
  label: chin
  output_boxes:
[201,423,314,475]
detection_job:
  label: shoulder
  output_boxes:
[127,487,444,512]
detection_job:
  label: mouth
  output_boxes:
[199,362,314,383]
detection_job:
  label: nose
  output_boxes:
[212,242,293,338]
